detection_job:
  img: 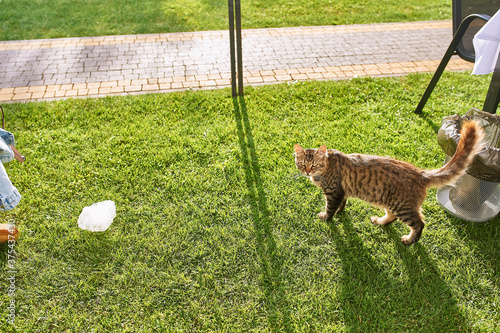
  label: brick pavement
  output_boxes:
[0,20,473,103]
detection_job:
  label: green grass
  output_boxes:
[0,0,451,41]
[0,72,498,331]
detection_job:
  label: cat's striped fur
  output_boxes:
[294,121,484,245]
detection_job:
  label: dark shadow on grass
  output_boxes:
[450,215,500,290]
[386,225,471,331]
[328,217,470,331]
[233,97,292,332]
[0,242,16,267]
[328,216,395,331]
[415,110,441,134]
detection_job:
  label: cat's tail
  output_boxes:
[425,120,484,188]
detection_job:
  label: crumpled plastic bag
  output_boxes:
[437,108,500,182]
[78,200,116,232]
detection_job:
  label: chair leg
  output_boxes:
[414,49,454,114]
[483,51,500,114]
[415,14,489,114]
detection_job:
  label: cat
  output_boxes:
[294,121,484,245]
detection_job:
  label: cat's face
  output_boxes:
[294,144,328,177]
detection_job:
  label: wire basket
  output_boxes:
[437,109,500,222]
[437,174,500,222]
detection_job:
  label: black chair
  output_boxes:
[415,0,500,114]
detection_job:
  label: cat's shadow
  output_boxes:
[327,214,470,331]
[449,215,500,292]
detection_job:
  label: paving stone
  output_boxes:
[0,20,474,102]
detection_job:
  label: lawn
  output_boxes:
[0,0,451,41]
[0,72,498,331]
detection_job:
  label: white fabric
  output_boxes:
[472,9,500,75]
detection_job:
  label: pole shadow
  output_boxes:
[233,96,292,332]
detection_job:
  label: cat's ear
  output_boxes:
[317,145,327,154]
[294,144,304,154]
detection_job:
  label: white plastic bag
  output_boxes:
[78,200,116,232]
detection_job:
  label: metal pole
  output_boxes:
[235,0,244,96]
[228,0,243,97]
[228,0,237,97]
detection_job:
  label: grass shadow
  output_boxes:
[327,216,395,330]
[233,96,292,332]
[450,216,500,290]
[328,217,471,331]
[0,242,16,267]
[386,225,471,331]
[415,109,441,135]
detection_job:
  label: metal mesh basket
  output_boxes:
[437,174,500,222]
[436,109,500,222]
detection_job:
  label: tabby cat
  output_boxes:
[294,121,484,245]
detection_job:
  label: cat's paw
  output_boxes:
[317,212,330,221]
[371,214,395,226]
[401,235,415,245]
